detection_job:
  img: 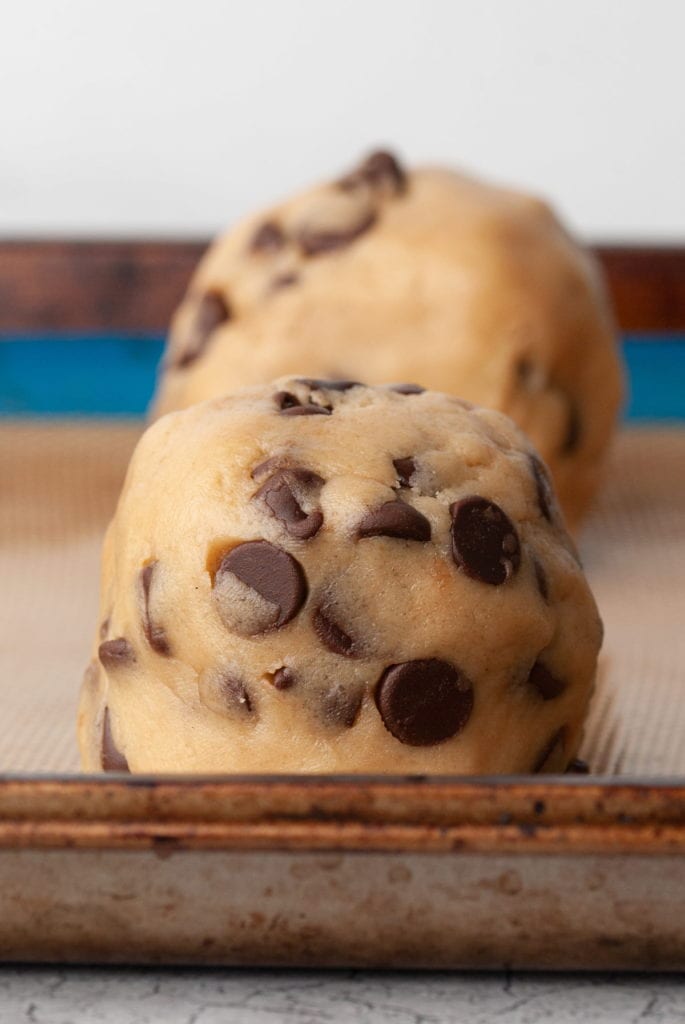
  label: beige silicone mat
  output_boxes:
[0,422,683,775]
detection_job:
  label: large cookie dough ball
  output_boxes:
[79,379,602,775]
[154,151,622,529]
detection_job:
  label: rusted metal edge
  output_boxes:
[0,776,683,854]
[0,241,684,332]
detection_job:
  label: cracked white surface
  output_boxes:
[0,970,684,1024]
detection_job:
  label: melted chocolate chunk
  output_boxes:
[313,604,358,657]
[561,397,582,455]
[274,391,331,416]
[175,291,230,369]
[216,541,307,631]
[272,667,296,690]
[528,661,567,700]
[219,673,253,713]
[357,500,431,542]
[533,558,549,601]
[450,497,521,585]
[532,726,568,773]
[250,220,286,253]
[295,378,361,392]
[98,637,136,670]
[390,383,425,395]
[321,683,363,728]
[140,563,171,656]
[298,209,377,257]
[375,659,473,747]
[529,454,555,521]
[101,708,130,773]
[254,467,324,540]
[339,150,407,195]
[393,457,417,488]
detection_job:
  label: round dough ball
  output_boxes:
[154,151,623,529]
[79,379,603,775]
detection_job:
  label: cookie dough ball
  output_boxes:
[79,379,602,775]
[154,151,622,529]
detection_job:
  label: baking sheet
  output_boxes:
[0,422,683,775]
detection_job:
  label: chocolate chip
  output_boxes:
[174,291,230,369]
[561,397,582,455]
[254,467,324,540]
[140,563,171,656]
[528,661,567,700]
[390,383,424,395]
[450,496,521,585]
[298,209,377,257]
[375,659,473,747]
[98,637,136,670]
[532,726,568,773]
[339,150,407,195]
[529,454,555,521]
[219,673,253,713]
[215,541,307,632]
[566,757,590,774]
[250,220,286,253]
[313,604,358,657]
[357,500,431,542]
[272,667,296,690]
[274,391,331,416]
[101,708,130,773]
[295,378,361,392]
[533,558,549,601]
[393,457,417,488]
[321,683,363,728]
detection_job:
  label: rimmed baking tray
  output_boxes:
[0,242,684,969]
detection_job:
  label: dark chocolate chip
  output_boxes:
[140,563,171,656]
[250,220,286,253]
[393,457,417,488]
[375,659,473,747]
[101,708,130,773]
[175,291,230,369]
[295,378,361,392]
[274,391,332,416]
[339,150,407,195]
[254,467,324,540]
[532,726,568,773]
[298,209,377,257]
[390,383,425,395]
[533,558,549,601]
[450,496,521,585]
[529,454,555,521]
[313,604,358,657]
[219,673,253,713]
[216,541,307,631]
[98,637,136,670]
[357,500,431,542]
[272,667,296,690]
[561,397,582,455]
[566,757,590,775]
[528,661,567,700]
[321,683,363,728]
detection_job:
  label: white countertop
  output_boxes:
[0,969,683,1024]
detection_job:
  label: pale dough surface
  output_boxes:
[154,153,623,528]
[79,380,602,775]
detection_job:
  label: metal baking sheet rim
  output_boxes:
[0,774,684,970]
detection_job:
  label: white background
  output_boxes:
[0,0,683,240]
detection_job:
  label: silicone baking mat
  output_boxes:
[0,422,683,774]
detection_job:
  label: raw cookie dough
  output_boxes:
[79,379,603,775]
[154,151,623,529]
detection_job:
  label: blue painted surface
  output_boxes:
[0,333,683,420]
